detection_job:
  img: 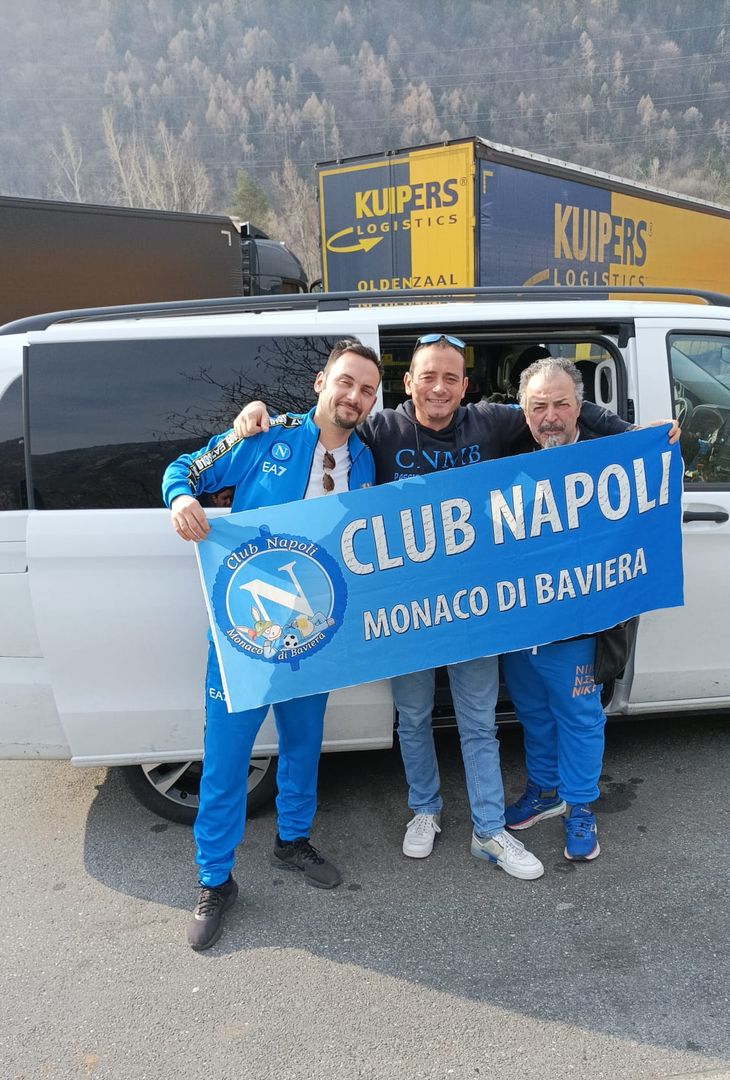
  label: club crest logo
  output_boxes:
[270,442,292,462]
[212,528,346,667]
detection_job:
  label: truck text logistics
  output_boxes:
[317,137,730,296]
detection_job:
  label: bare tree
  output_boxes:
[102,109,136,205]
[268,158,321,283]
[102,108,211,212]
[48,125,85,202]
[159,337,335,439]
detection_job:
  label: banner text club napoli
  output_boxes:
[196,427,684,712]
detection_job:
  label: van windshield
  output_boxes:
[670,338,730,407]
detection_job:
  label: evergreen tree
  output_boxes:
[228,168,272,229]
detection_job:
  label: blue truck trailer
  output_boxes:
[316,137,730,296]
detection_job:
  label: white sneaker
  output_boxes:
[470,829,544,880]
[402,813,441,858]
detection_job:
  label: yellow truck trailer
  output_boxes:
[317,137,730,297]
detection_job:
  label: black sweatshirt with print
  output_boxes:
[357,400,630,485]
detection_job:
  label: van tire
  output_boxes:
[122,756,278,826]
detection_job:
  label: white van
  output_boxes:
[2,288,729,822]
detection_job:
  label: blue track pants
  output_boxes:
[501,637,605,806]
[194,644,328,887]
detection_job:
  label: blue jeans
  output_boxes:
[391,656,504,837]
[501,637,605,805]
[195,644,328,887]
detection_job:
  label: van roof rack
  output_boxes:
[3,284,730,336]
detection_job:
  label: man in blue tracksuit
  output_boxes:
[502,355,616,862]
[162,339,381,950]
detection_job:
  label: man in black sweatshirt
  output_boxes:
[233,332,666,880]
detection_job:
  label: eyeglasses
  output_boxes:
[323,449,335,493]
[414,333,466,352]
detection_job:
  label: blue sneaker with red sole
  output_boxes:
[505,780,566,830]
[563,804,600,861]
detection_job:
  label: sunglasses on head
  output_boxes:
[414,333,466,352]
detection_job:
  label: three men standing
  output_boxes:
[170,331,677,950]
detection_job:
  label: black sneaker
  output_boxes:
[272,836,342,889]
[186,875,238,951]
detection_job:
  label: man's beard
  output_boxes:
[539,421,566,448]
[542,432,564,448]
[332,407,359,429]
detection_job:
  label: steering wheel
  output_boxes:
[703,413,730,479]
[673,383,694,428]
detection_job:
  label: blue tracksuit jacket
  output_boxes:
[162,407,376,510]
[162,408,375,886]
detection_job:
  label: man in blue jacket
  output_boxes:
[163,339,381,950]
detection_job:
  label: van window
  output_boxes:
[0,377,26,509]
[668,333,730,484]
[26,336,332,510]
[380,333,619,411]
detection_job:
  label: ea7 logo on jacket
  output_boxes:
[211,530,347,668]
[262,440,292,477]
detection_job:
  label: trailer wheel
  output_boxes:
[122,757,277,825]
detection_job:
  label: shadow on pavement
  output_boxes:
[83,711,730,1060]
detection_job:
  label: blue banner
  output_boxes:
[195,427,684,712]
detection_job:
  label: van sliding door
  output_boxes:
[24,329,392,765]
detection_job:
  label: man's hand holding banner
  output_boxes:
[195,427,684,712]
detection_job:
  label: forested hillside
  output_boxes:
[1,0,729,275]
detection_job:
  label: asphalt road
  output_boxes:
[1,713,728,1080]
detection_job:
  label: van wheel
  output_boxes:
[122,757,277,826]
